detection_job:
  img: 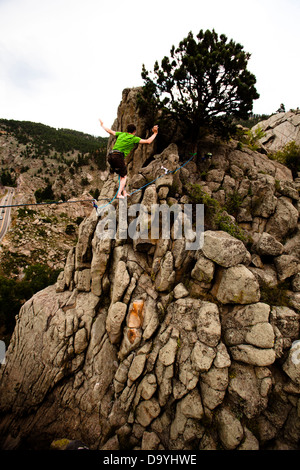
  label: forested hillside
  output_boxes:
[0,119,108,345]
[0,118,107,164]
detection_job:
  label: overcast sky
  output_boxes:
[0,0,299,137]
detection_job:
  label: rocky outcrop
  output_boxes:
[106,87,158,175]
[0,90,300,451]
[252,110,300,153]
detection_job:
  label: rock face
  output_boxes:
[252,110,300,153]
[0,90,300,451]
[106,87,157,174]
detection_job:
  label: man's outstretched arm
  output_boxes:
[99,119,116,136]
[139,125,158,144]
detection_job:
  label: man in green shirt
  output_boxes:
[99,119,158,198]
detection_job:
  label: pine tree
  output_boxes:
[140,29,259,139]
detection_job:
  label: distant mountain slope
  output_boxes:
[0,118,108,160]
[0,119,109,343]
[0,118,108,202]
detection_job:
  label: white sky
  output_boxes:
[0,0,299,137]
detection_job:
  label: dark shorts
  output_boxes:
[108,151,127,178]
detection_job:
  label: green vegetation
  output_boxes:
[34,184,55,203]
[224,190,243,218]
[0,118,109,209]
[187,183,248,242]
[65,224,76,235]
[0,118,107,156]
[215,212,246,240]
[268,141,300,177]
[17,207,37,218]
[140,28,259,140]
[234,113,271,129]
[259,279,292,307]
[0,118,108,170]
[90,188,100,200]
[236,126,266,151]
[0,169,17,187]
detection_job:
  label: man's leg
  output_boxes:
[122,184,129,197]
[117,175,127,198]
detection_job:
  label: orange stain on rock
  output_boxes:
[128,300,144,328]
[127,300,144,343]
[127,328,137,344]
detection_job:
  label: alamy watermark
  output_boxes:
[96,199,204,250]
[291,340,300,365]
[0,340,6,365]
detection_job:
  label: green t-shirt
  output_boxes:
[113,132,141,157]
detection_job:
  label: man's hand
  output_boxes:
[98,119,116,136]
[139,125,159,145]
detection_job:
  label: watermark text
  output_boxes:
[96,200,204,250]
